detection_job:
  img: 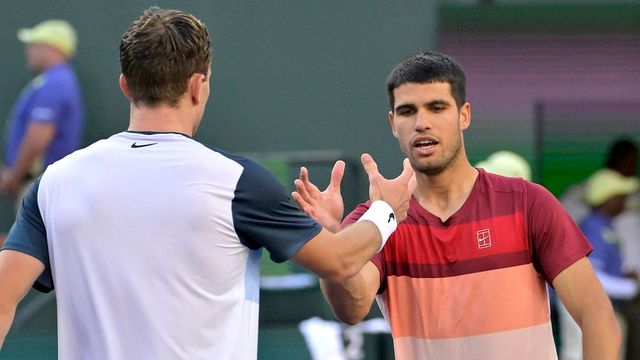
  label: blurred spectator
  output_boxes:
[561,139,638,223]
[582,169,638,359]
[0,19,84,245]
[475,150,532,180]
[581,169,639,301]
[559,166,640,360]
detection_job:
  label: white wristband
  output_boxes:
[357,200,397,252]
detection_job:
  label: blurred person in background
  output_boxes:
[0,19,84,246]
[475,150,532,181]
[561,139,638,224]
[616,191,640,360]
[573,170,638,360]
[558,139,640,360]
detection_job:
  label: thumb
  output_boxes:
[398,158,415,182]
[361,153,380,181]
[408,172,417,193]
[328,160,345,192]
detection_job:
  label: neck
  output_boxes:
[413,156,478,222]
[127,101,196,137]
[40,53,68,71]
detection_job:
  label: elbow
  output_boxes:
[321,259,361,283]
[338,312,366,326]
[328,303,368,325]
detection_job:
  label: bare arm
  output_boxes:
[320,261,380,324]
[292,223,383,324]
[292,224,380,283]
[292,154,415,324]
[553,257,621,360]
[292,154,413,281]
[0,250,45,349]
[0,122,55,195]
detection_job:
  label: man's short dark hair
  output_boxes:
[120,7,212,106]
[386,50,466,111]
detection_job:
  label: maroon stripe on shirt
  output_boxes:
[384,249,532,278]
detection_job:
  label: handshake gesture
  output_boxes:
[292,154,416,233]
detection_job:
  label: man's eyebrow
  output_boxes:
[425,99,451,107]
[394,103,416,112]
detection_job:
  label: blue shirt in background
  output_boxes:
[4,63,84,169]
[580,210,625,279]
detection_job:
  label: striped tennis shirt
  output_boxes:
[344,169,591,360]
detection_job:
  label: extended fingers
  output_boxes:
[328,160,345,192]
[361,153,381,181]
[398,158,415,183]
[294,178,313,201]
[299,166,310,185]
[292,191,317,218]
[408,172,417,193]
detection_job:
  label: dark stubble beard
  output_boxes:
[410,134,463,176]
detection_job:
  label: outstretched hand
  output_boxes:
[292,160,345,233]
[361,154,416,223]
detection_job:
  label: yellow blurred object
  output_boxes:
[475,151,532,181]
[584,169,639,206]
[17,19,77,58]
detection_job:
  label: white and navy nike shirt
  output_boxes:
[3,131,322,359]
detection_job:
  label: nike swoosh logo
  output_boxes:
[388,213,395,223]
[131,142,158,148]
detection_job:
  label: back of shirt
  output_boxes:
[4,131,321,359]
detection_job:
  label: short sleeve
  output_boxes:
[2,177,54,292]
[231,159,322,263]
[527,182,593,284]
[27,75,67,124]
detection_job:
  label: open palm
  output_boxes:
[292,161,345,233]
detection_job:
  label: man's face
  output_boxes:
[24,43,54,72]
[388,82,470,175]
[608,194,628,217]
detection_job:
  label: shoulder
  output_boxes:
[199,146,287,202]
[205,146,276,182]
[39,64,79,90]
[39,143,96,185]
[480,170,556,202]
[480,170,529,194]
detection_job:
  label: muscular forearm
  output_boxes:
[322,222,382,282]
[321,272,375,325]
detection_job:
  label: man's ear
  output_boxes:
[119,74,130,98]
[388,111,399,138]
[459,102,471,130]
[188,73,206,105]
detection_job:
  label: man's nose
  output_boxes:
[414,109,431,131]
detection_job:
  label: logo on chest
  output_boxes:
[476,229,492,249]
